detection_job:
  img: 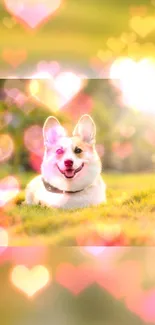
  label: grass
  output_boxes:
[3,171,155,246]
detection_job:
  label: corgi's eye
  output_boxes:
[56,148,64,155]
[74,147,83,154]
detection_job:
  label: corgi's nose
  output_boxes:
[64,159,73,168]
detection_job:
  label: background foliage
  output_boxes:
[1,79,155,173]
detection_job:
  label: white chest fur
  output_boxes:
[26,175,106,209]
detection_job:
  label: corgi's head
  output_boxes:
[41,114,102,192]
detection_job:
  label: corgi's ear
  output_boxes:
[73,114,96,144]
[43,116,66,146]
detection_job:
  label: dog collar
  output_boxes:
[42,178,84,194]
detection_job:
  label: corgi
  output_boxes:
[25,114,106,209]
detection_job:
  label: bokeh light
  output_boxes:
[11,265,50,297]
[24,125,44,157]
[36,61,60,77]
[56,263,94,295]
[110,58,155,113]
[28,79,60,112]
[0,111,13,130]
[28,72,85,111]
[54,71,85,107]
[0,176,20,207]
[112,141,133,159]
[4,0,63,30]
[0,134,14,163]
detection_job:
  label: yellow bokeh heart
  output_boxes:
[29,79,59,112]
[97,49,113,62]
[128,42,155,60]
[11,265,50,297]
[129,16,155,38]
[120,32,137,45]
[107,37,126,54]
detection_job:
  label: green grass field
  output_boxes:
[3,171,155,246]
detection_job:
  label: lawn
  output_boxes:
[3,171,155,246]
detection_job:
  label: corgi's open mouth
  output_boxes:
[57,163,84,179]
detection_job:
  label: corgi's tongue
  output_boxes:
[64,169,75,178]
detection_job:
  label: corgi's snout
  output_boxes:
[64,159,74,168]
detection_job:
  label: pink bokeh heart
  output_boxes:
[36,61,60,77]
[24,125,44,157]
[4,0,62,29]
[83,247,106,256]
[112,141,133,159]
[56,263,94,295]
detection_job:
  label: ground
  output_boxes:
[3,171,155,246]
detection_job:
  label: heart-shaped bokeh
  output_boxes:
[127,289,155,323]
[119,126,135,138]
[83,247,106,257]
[120,32,137,45]
[0,111,13,130]
[129,16,155,38]
[28,79,60,112]
[29,72,85,111]
[29,152,43,172]
[95,260,142,300]
[0,176,20,207]
[11,265,50,297]
[2,49,27,68]
[4,0,63,29]
[97,49,113,63]
[110,58,155,113]
[112,141,133,159]
[36,61,60,77]
[129,5,147,17]
[4,79,27,101]
[62,92,93,121]
[76,222,128,247]
[2,16,17,29]
[24,125,44,157]
[56,263,94,295]
[127,42,155,60]
[107,37,126,54]
[0,134,14,163]
[54,72,85,107]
